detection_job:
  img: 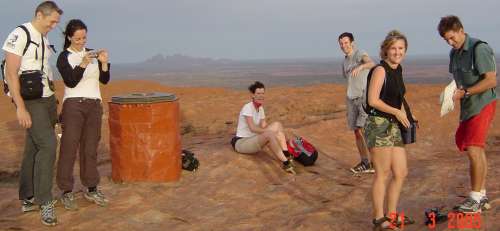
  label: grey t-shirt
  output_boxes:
[342,49,370,99]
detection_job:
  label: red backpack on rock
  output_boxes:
[287,137,318,166]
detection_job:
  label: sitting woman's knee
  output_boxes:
[267,121,283,132]
[262,130,277,139]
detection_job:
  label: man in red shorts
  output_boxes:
[438,15,497,214]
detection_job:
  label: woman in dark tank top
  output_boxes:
[365,30,416,230]
[378,60,405,112]
[365,60,406,121]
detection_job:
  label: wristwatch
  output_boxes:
[464,88,471,98]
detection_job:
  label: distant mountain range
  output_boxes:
[113,53,344,74]
[49,53,499,89]
[142,54,235,70]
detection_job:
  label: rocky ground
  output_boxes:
[0,81,499,230]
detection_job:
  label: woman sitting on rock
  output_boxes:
[231,81,295,174]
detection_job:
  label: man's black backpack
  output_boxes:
[1,25,33,95]
[181,149,199,171]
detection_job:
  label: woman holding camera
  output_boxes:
[365,30,416,230]
[55,19,110,210]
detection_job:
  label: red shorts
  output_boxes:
[455,100,497,152]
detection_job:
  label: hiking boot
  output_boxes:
[480,196,491,211]
[40,200,57,226]
[455,197,481,214]
[60,192,79,211]
[84,189,108,207]
[21,197,37,213]
[282,161,296,175]
[350,161,375,174]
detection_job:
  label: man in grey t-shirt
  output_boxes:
[338,32,375,174]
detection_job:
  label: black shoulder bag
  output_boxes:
[19,31,45,100]
[399,83,417,144]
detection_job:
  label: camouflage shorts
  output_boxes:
[364,115,403,148]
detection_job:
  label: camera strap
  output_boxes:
[40,33,45,74]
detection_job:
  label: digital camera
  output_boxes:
[88,50,99,58]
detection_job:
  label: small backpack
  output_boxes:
[1,25,33,95]
[287,137,318,166]
[181,149,199,171]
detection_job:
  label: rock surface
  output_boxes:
[0,80,499,230]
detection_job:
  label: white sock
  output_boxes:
[470,191,482,203]
[480,189,486,197]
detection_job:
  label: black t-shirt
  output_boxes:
[365,60,405,121]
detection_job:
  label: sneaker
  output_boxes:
[60,192,79,211]
[455,197,482,214]
[40,200,57,226]
[350,161,375,174]
[480,196,491,211]
[84,189,109,207]
[282,161,296,175]
[21,197,37,213]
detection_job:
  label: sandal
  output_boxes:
[372,216,400,231]
[394,213,415,226]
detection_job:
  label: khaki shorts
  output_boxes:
[364,115,403,148]
[235,136,262,154]
[346,97,368,130]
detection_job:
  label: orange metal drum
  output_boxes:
[108,93,181,182]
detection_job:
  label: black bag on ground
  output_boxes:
[181,149,199,171]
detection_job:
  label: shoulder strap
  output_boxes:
[471,40,487,71]
[374,63,388,98]
[2,26,31,90]
[17,25,31,56]
[472,40,487,51]
[364,64,386,113]
[41,33,45,73]
[392,64,414,123]
[470,40,495,94]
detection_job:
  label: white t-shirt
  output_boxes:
[60,48,103,101]
[2,22,55,97]
[236,102,265,137]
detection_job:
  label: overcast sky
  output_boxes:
[1,0,499,63]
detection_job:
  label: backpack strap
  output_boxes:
[296,138,314,156]
[17,25,33,56]
[364,64,386,114]
[2,26,29,89]
[470,40,496,95]
[471,40,487,72]
[40,32,45,73]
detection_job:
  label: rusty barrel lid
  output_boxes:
[111,92,177,104]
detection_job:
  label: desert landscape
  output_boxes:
[0,77,499,231]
